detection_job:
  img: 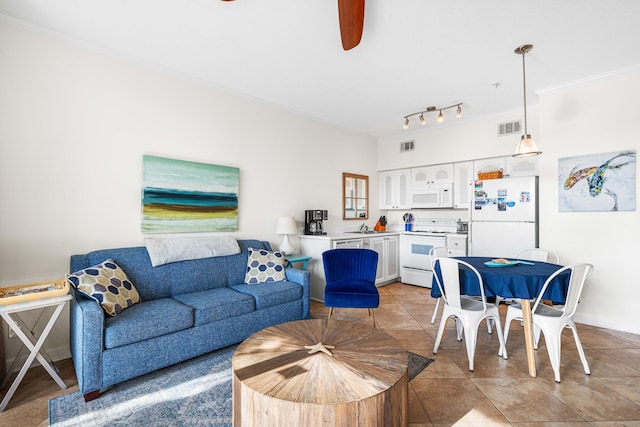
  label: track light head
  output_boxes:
[403,117,409,129]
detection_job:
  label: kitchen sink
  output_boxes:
[346,230,387,234]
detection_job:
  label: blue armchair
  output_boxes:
[322,248,379,327]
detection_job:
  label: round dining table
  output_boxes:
[430,256,570,377]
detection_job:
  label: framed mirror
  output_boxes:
[343,173,368,220]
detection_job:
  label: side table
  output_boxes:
[0,294,72,412]
[283,253,311,270]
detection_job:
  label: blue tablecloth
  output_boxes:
[430,256,571,304]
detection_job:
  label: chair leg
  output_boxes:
[431,298,441,324]
[368,308,376,328]
[328,307,334,319]
[569,322,591,375]
[459,318,477,371]
[540,324,563,383]
[433,312,450,354]
[491,314,508,359]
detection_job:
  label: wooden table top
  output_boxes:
[232,319,408,405]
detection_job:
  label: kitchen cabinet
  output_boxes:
[366,234,399,285]
[453,161,474,209]
[506,155,539,177]
[446,234,467,257]
[474,157,506,180]
[300,233,401,301]
[379,169,411,210]
[411,163,454,185]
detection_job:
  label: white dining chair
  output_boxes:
[495,248,561,307]
[432,258,507,371]
[429,246,448,324]
[516,248,560,264]
[503,263,593,382]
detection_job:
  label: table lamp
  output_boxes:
[275,217,297,254]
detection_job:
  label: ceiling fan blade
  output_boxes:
[337,0,365,50]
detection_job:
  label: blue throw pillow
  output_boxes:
[67,259,141,316]
[244,248,285,284]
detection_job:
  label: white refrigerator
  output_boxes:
[469,176,538,257]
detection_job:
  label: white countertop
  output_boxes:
[299,231,402,241]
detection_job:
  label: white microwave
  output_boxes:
[410,183,453,208]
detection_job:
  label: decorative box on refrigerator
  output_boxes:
[469,176,538,257]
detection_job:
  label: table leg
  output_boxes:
[520,299,537,377]
[0,302,68,412]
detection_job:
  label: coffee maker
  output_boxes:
[304,210,328,235]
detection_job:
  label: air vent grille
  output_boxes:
[399,140,415,152]
[498,120,521,136]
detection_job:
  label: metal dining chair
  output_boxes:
[432,257,507,371]
[496,248,561,307]
[516,248,560,264]
[429,246,448,324]
[503,263,593,382]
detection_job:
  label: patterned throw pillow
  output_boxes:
[67,259,141,316]
[244,248,286,284]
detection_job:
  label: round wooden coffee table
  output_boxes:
[232,319,408,426]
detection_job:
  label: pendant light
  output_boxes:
[513,44,542,157]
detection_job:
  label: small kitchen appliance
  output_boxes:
[304,210,328,235]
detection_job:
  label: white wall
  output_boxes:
[378,69,640,334]
[0,22,378,364]
[539,69,639,333]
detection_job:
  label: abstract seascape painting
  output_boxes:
[558,150,635,212]
[142,155,239,233]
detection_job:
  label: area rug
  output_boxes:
[49,346,433,426]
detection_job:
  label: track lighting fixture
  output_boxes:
[402,103,463,129]
[513,44,542,157]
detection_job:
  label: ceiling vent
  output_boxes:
[399,140,415,152]
[498,120,521,136]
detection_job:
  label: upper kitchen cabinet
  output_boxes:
[411,163,454,185]
[473,157,505,180]
[453,161,473,209]
[379,169,411,210]
[506,155,539,177]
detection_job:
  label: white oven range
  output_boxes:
[399,218,462,288]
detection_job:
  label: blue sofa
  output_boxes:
[69,239,310,401]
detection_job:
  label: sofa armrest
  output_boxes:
[69,288,105,394]
[285,267,311,319]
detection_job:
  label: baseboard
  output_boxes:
[574,313,640,335]
[3,344,71,375]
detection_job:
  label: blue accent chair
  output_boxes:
[322,248,380,327]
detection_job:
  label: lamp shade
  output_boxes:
[514,135,542,157]
[276,217,297,255]
[275,217,298,235]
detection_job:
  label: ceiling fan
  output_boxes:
[337,0,365,50]
[221,0,365,51]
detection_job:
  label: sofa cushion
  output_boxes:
[244,248,286,284]
[104,298,193,349]
[169,256,229,295]
[68,259,141,317]
[231,281,302,310]
[172,287,255,326]
[73,247,173,301]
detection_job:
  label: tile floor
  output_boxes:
[1,281,639,426]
